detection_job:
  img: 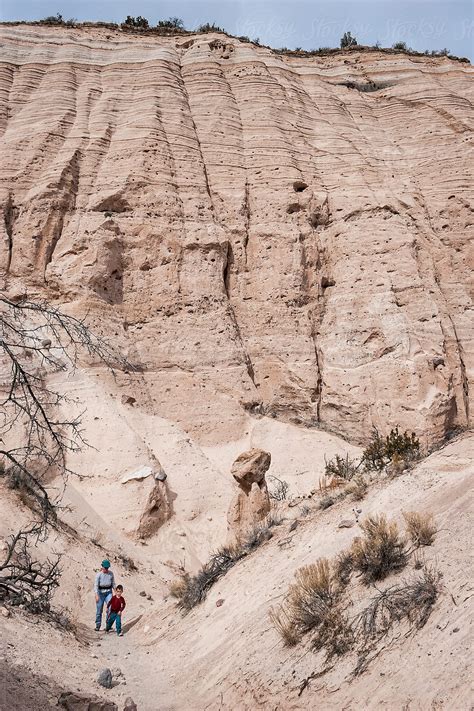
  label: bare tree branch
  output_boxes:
[0,294,133,612]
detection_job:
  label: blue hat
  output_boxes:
[101,559,111,569]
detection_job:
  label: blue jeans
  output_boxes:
[95,590,112,628]
[106,611,122,634]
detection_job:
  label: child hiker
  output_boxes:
[106,584,126,636]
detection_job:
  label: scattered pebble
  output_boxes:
[139,591,147,597]
[216,599,225,607]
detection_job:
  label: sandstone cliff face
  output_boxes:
[0,25,472,445]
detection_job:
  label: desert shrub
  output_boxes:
[319,495,335,510]
[123,15,149,29]
[333,550,354,589]
[403,511,437,547]
[362,427,420,471]
[197,22,225,33]
[347,475,368,501]
[172,517,277,611]
[271,558,352,657]
[353,567,441,675]
[340,31,357,48]
[268,605,299,646]
[174,545,238,611]
[393,41,408,50]
[169,573,191,599]
[325,454,359,481]
[285,559,337,634]
[312,605,354,658]
[384,427,420,461]
[351,515,407,583]
[268,475,289,501]
[157,17,184,29]
[40,13,64,25]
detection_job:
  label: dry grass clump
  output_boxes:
[270,559,351,657]
[174,545,239,611]
[347,475,368,501]
[169,573,191,599]
[312,605,354,658]
[286,559,336,635]
[351,514,407,583]
[403,511,437,547]
[353,566,441,675]
[268,605,300,646]
[319,495,335,510]
[171,516,279,612]
[333,550,354,589]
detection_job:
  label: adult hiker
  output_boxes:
[94,559,115,631]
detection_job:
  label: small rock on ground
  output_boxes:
[338,519,354,529]
[97,668,113,689]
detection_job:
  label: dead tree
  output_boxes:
[0,294,131,611]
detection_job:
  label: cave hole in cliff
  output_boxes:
[321,276,335,290]
[337,80,394,92]
[287,203,303,214]
[94,194,130,214]
[293,180,308,192]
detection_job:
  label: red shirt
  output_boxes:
[108,595,126,613]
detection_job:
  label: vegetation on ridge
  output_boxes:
[4,15,467,63]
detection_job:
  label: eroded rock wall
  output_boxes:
[0,25,472,445]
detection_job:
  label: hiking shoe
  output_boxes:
[118,632,124,637]
[95,626,100,631]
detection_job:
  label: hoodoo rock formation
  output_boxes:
[227,448,271,541]
[0,25,472,447]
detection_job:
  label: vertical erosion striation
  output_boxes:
[0,25,472,444]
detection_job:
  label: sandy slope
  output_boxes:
[1,432,472,710]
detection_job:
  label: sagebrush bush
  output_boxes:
[285,559,337,634]
[271,558,351,658]
[403,511,437,547]
[351,514,407,583]
[333,550,354,589]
